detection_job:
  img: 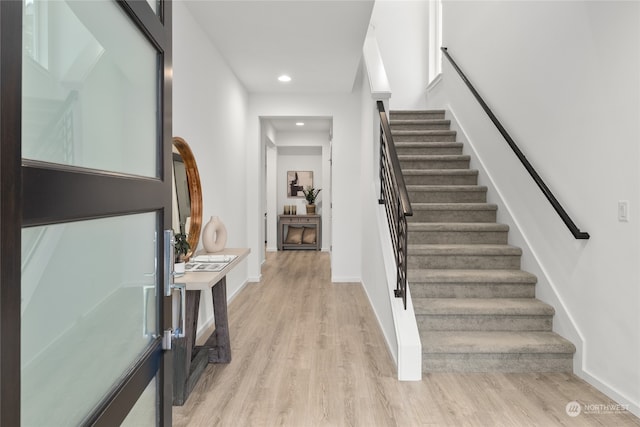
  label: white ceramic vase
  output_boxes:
[174,261,185,275]
[202,216,228,252]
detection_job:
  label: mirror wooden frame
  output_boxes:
[173,136,202,257]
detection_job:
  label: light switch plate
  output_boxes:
[618,200,629,222]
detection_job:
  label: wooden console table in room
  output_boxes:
[277,214,321,251]
[172,247,250,406]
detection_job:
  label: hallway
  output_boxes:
[173,251,639,426]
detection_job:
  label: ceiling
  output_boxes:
[266,116,332,133]
[183,0,375,94]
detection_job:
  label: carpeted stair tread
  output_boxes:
[394,130,456,136]
[408,203,498,223]
[408,269,537,284]
[407,185,487,192]
[421,331,576,354]
[413,298,555,316]
[411,202,496,211]
[399,154,469,161]
[390,109,446,118]
[408,244,522,256]
[408,222,509,232]
[390,109,446,114]
[396,141,462,148]
[403,169,477,176]
[390,119,451,126]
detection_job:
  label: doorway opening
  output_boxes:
[260,116,333,264]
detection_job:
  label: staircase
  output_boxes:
[389,110,576,373]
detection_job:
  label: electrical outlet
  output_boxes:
[618,200,629,222]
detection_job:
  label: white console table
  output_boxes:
[172,247,250,406]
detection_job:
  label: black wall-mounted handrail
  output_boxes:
[441,47,590,239]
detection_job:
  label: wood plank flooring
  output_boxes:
[173,251,640,426]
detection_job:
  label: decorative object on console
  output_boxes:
[172,137,203,255]
[174,224,191,274]
[202,216,228,252]
[301,227,316,244]
[287,171,313,197]
[302,186,321,214]
[283,205,297,215]
[284,227,303,244]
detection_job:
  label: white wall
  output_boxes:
[276,139,324,215]
[247,94,363,282]
[368,0,429,110]
[173,2,250,336]
[427,0,640,415]
[357,59,399,363]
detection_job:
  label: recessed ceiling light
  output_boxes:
[296,122,305,126]
[278,75,291,83]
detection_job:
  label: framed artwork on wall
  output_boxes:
[287,171,313,198]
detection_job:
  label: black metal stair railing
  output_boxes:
[441,47,590,240]
[377,100,413,309]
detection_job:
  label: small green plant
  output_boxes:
[302,186,321,205]
[174,224,191,262]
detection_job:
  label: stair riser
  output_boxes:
[417,315,552,332]
[403,174,478,186]
[410,283,536,299]
[423,354,573,373]
[400,159,470,169]
[391,122,451,131]
[409,230,508,245]
[396,146,463,156]
[394,133,457,143]
[408,254,521,270]
[408,190,487,204]
[391,112,445,121]
[409,191,487,203]
[408,209,496,223]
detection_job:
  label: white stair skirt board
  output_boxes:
[375,198,422,381]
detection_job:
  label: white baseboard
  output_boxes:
[576,368,640,418]
[228,278,249,302]
[426,72,442,94]
[247,275,261,283]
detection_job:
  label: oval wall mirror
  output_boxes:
[172,136,202,257]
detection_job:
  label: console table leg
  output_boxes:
[206,276,231,363]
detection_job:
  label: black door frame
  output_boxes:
[0,0,173,425]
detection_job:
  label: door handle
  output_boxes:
[162,230,186,350]
[171,283,186,339]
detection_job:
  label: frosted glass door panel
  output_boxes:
[21,213,158,427]
[22,0,157,177]
[121,376,157,427]
[146,0,158,14]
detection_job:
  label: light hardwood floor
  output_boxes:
[173,251,640,427]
